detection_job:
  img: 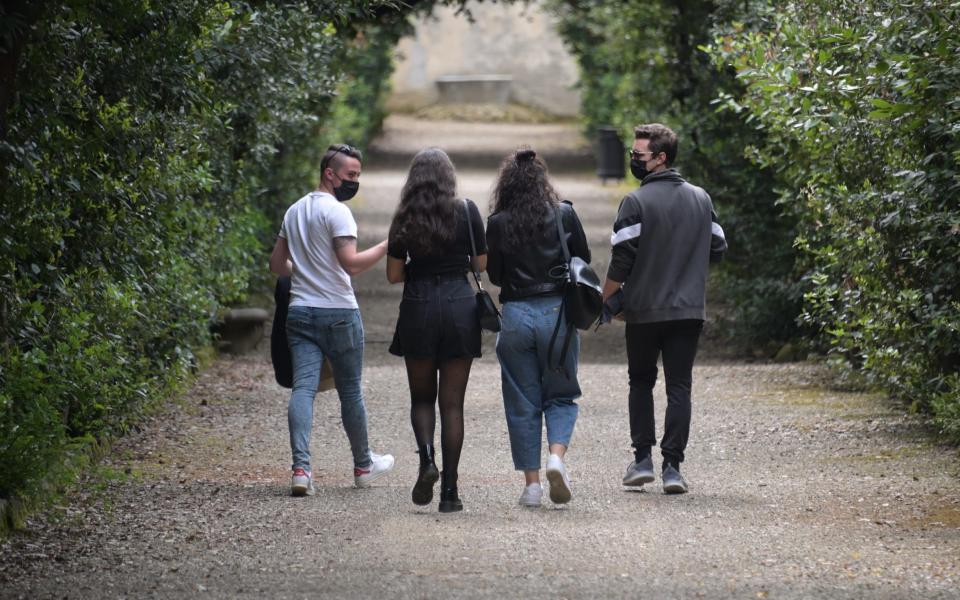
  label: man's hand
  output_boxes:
[602,277,622,302]
[601,277,625,322]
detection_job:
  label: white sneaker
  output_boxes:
[518,483,543,507]
[545,454,571,504]
[354,452,395,488]
[291,467,315,497]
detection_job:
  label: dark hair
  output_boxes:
[490,148,560,250]
[634,123,678,165]
[320,143,362,174]
[389,147,460,257]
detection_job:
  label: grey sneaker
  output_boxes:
[545,454,572,504]
[661,464,688,494]
[518,483,543,507]
[291,467,315,497]
[622,456,655,487]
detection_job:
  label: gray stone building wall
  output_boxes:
[388,1,581,117]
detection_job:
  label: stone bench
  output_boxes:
[435,74,512,104]
[214,307,270,354]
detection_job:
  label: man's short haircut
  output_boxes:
[634,123,678,166]
[320,144,363,174]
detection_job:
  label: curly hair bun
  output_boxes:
[516,149,537,162]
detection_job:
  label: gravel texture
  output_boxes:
[2,118,958,599]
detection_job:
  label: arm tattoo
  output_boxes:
[333,236,357,250]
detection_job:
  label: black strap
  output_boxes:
[547,298,576,378]
[463,199,484,291]
[553,202,572,266]
[547,203,574,378]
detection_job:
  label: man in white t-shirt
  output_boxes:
[269,144,394,496]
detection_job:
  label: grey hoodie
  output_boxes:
[606,169,727,324]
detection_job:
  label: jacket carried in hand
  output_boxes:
[606,169,727,324]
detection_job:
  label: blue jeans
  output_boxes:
[286,306,371,471]
[496,295,581,471]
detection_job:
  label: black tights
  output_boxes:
[405,356,472,486]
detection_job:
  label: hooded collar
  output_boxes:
[642,168,685,185]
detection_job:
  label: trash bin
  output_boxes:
[596,127,625,181]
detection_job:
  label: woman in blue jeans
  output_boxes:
[486,148,591,507]
[387,148,486,513]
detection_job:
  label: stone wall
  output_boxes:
[388,1,581,117]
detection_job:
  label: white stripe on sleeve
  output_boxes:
[610,223,642,246]
[711,222,725,240]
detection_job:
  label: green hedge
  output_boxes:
[0,0,409,518]
[709,0,960,437]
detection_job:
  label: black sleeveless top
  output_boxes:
[387,200,487,279]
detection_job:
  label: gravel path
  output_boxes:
[2,119,958,599]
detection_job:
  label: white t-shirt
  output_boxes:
[279,191,358,309]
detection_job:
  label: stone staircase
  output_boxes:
[365,114,597,174]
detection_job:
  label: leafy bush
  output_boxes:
[710,0,960,437]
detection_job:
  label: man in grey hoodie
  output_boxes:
[602,123,727,494]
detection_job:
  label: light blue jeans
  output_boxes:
[286,306,371,471]
[496,295,581,471]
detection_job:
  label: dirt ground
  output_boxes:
[1,118,958,599]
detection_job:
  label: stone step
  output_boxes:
[211,307,270,354]
[366,115,598,174]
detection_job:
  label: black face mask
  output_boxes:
[333,179,359,202]
[630,159,650,181]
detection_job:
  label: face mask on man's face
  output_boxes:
[630,158,650,181]
[329,169,359,201]
[334,179,359,202]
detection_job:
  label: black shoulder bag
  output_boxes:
[547,203,602,376]
[464,199,502,332]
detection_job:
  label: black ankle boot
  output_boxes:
[412,444,439,506]
[438,471,463,513]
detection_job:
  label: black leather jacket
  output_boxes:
[486,201,591,303]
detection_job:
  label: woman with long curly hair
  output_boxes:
[486,148,591,508]
[386,147,486,513]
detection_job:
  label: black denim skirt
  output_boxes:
[389,273,482,359]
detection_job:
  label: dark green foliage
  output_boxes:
[0,0,404,507]
[546,0,803,347]
[710,0,960,437]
